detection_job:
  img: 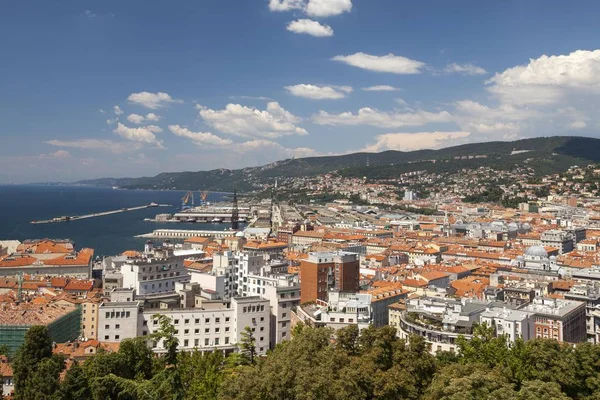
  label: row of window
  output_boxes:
[153,316,230,325]
[173,326,234,335]
[105,311,131,318]
[242,305,265,313]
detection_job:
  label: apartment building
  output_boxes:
[524,297,586,343]
[299,252,359,303]
[97,297,271,355]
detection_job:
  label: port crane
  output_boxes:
[181,191,195,209]
[200,191,209,205]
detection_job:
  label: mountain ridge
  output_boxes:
[76,136,600,191]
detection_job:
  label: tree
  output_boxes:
[57,362,91,400]
[336,325,359,356]
[517,380,570,400]
[118,338,154,380]
[13,326,59,400]
[179,351,225,400]
[424,363,516,400]
[0,345,10,359]
[239,326,257,366]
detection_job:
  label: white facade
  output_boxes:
[480,307,535,342]
[120,248,190,296]
[98,297,271,355]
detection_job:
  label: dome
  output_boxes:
[525,245,548,258]
[235,231,245,238]
[549,255,557,261]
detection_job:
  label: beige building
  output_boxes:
[81,299,101,340]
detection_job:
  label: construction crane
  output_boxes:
[181,191,194,209]
[200,191,209,205]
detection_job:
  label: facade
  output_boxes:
[299,252,359,304]
[120,245,190,296]
[479,308,535,342]
[540,230,574,254]
[524,297,587,343]
[98,297,271,355]
[81,299,101,340]
[564,284,600,343]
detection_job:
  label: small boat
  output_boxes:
[149,202,158,207]
[186,218,196,223]
[211,218,223,223]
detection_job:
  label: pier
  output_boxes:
[135,228,237,239]
[31,204,169,225]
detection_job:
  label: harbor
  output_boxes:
[30,203,169,225]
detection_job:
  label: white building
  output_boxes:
[120,245,190,296]
[98,296,271,355]
[479,307,535,343]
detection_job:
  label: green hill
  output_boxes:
[76,136,600,191]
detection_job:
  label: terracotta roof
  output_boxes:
[184,236,211,244]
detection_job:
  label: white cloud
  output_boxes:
[99,109,106,114]
[305,0,351,17]
[199,101,307,138]
[145,113,160,121]
[569,121,587,129]
[168,125,233,147]
[362,85,400,92]
[106,118,118,125]
[269,0,351,17]
[486,49,600,105]
[313,107,453,128]
[47,150,72,159]
[363,131,471,152]
[127,114,145,124]
[46,139,140,154]
[284,84,351,99]
[443,63,487,75]
[269,0,305,12]
[113,123,163,147]
[228,95,273,101]
[332,52,425,74]
[127,91,182,109]
[286,19,333,37]
[113,105,123,115]
[84,10,96,19]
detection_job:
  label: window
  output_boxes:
[205,338,209,346]
[215,327,220,333]
[215,318,220,323]
[184,319,189,324]
[105,335,109,340]
[215,338,220,345]
[126,311,130,318]
[205,328,210,334]
[225,327,230,332]
[195,328,200,334]
[339,318,344,323]
[260,327,264,332]
[184,339,189,347]
[153,319,158,325]
[282,322,287,328]
[205,318,210,323]
[225,317,230,322]
[282,332,287,338]
[175,330,179,335]
[260,317,264,322]
[115,335,120,340]
[184,329,189,335]
[174,319,180,325]
[282,303,287,309]
[194,339,199,346]
[105,325,110,329]
[105,312,110,318]
[115,324,120,329]
[142,331,147,336]
[225,337,229,344]
[195,318,200,324]
[282,313,287,318]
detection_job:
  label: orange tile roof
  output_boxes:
[184,236,211,244]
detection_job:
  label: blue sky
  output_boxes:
[2,0,600,183]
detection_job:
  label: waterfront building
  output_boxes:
[0,239,93,278]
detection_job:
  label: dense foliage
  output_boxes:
[9,322,600,399]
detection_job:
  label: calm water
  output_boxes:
[0,185,231,257]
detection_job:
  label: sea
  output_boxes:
[0,185,232,257]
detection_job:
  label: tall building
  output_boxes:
[300,252,359,304]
